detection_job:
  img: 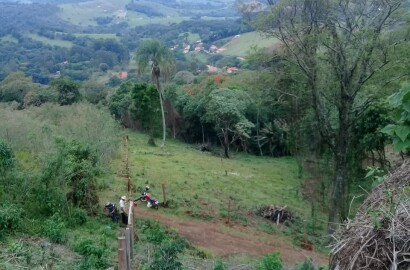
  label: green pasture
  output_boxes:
[102,131,312,220]
[126,11,187,27]
[59,0,186,27]
[73,33,119,40]
[179,32,201,43]
[59,0,129,26]
[0,35,18,44]
[221,31,279,57]
[27,33,73,48]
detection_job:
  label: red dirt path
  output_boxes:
[133,207,328,266]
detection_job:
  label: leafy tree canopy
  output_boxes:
[51,77,81,105]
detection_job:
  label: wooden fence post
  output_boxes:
[118,236,126,270]
[125,228,131,270]
[162,183,167,205]
[226,198,231,224]
[133,204,139,241]
[127,203,134,260]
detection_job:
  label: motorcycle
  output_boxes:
[134,192,159,209]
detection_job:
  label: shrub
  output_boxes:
[68,208,88,227]
[256,252,283,270]
[0,141,14,173]
[141,220,168,244]
[214,260,227,270]
[42,215,67,244]
[294,258,320,270]
[149,239,187,270]
[74,238,109,269]
[0,204,23,237]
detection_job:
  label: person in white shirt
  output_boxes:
[119,196,128,225]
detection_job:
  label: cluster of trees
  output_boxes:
[0,72,110,108]
[0,33,129,83]
[0,3,73,37]
[109,72,291,158]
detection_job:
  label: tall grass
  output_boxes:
[0,103,121,166]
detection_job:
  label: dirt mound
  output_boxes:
[330,161,410,270]
[133,207,328,266]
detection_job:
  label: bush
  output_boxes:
[68,207,88,227]
[149,239,187,270]
[0,140,14,173]
[141,220,168,244]
[42,215,67,244]
[0,204,23,237]
[294,258,320,270]
[74,238,109,269]
[214,260,227,270]
[256,252,283,270]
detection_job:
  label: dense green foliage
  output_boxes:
[0,141,14,173]
[382,83,410,152]
[51,77,81,105]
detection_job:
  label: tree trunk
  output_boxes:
[328,154,348,235]
[222,129,230,158]
[201,123,205,144]
[328,93,353,235]
[154,75,166,147]
[256,108,263,156]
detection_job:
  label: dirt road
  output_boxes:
[133,207,328,266]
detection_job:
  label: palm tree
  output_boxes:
[135,39,176,147]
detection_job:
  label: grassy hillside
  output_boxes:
[59,0,186,27]
[0,102,327,268]
[73,33,119,40]
[221,31,279,57]
[27,33,73,48]
[0,35,18,44]
[102,131,316,220]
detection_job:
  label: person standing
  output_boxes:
[119,195,128,225]
[104,202,118,223]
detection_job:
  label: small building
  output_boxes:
[118,72,128,80]
[183,45,191,54]
[209,45,218,52]
[206,65,220,73]
[227,67,239,74]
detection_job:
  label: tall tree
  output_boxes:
[135,39,176,147]
[203,88,254,158]
[249,0,407,233]
[51,77,81,106]
[130,83,161,145]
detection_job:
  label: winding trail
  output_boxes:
[133,207,328,266]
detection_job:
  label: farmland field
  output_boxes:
[27,33,73,48]
[221,31,280,57]
[0,35,18,44]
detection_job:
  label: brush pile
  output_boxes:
[330,161,410,270]
[258,205,294,224]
